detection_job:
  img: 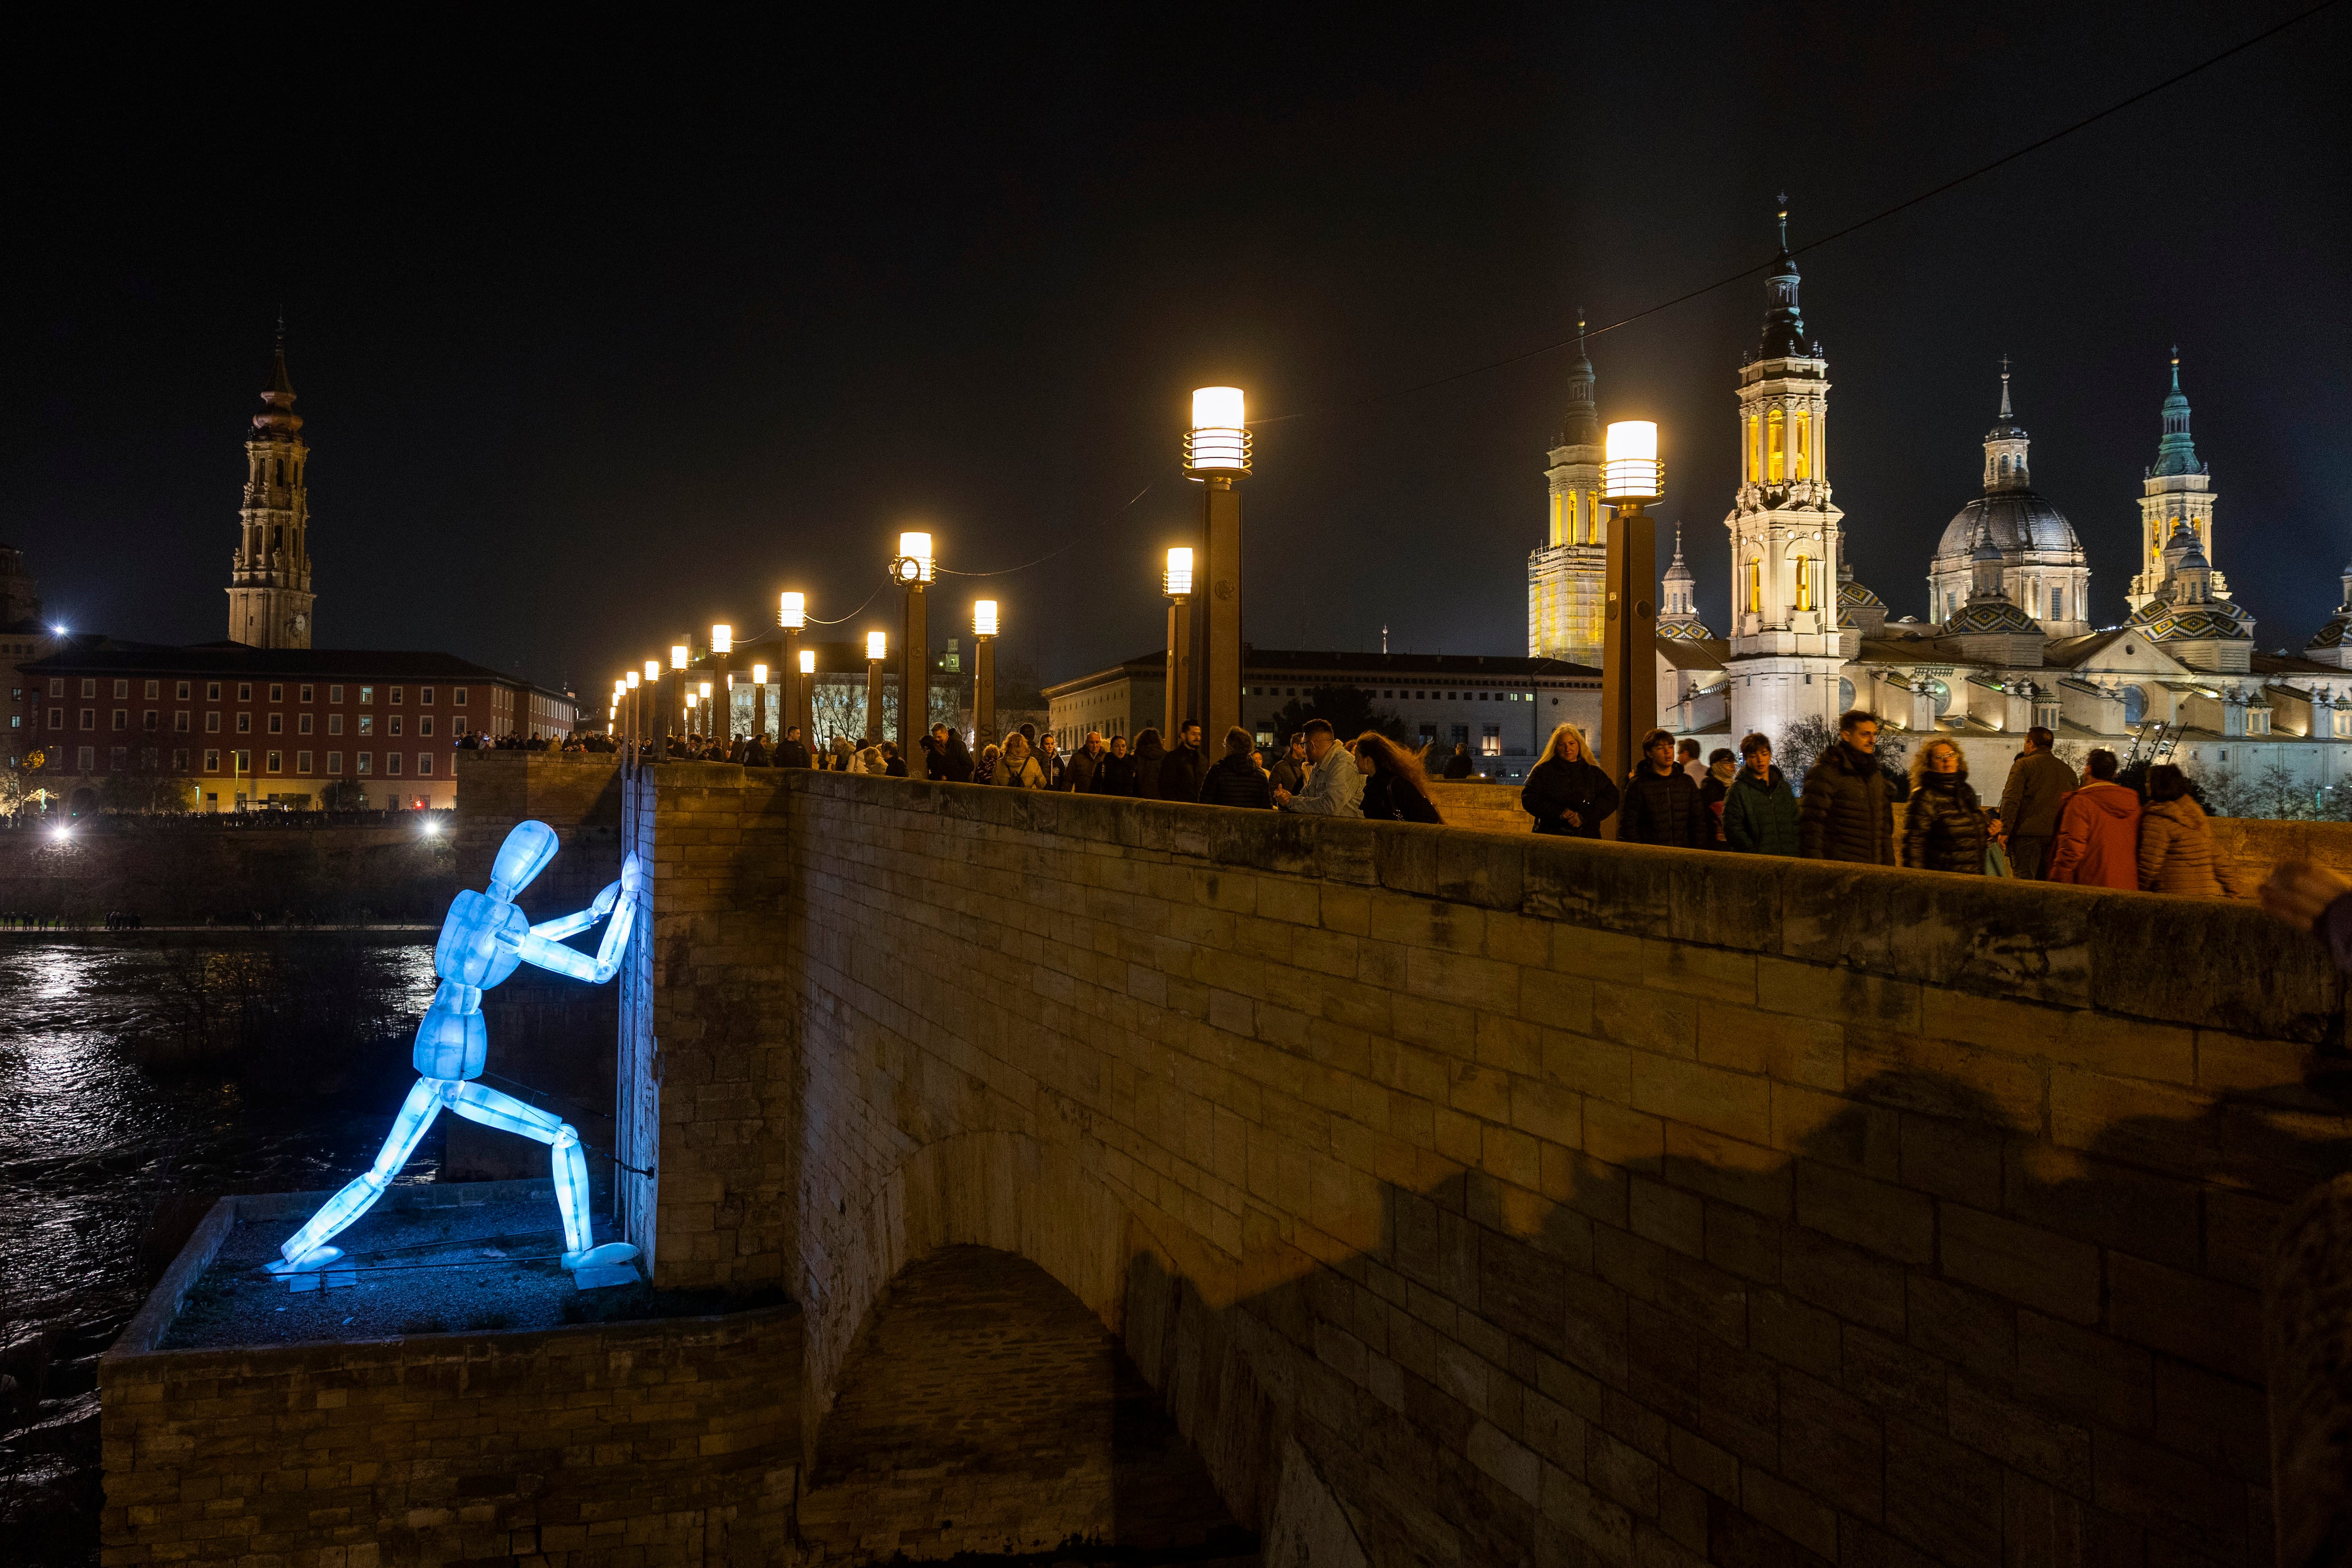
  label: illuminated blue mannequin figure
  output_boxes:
[268,821,642,1278]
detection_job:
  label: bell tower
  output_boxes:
[1526,315,1609,665]
[226,322,316,649]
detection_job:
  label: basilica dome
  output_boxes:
[1935,490,2081,559]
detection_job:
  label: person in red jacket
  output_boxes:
[2046,748,2141,889]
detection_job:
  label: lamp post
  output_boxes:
[798,648,816,756]
[864,631,886,746]
[1184,388,1249,742]
[626,669,643,762]
[779,592,809,744]
[1161,546,1194,741]
[710,624,733,744]
[1597,420,1663,836]
[751,663,769,742]
[972,599,999,747]
[669,642,690,742]
[891,533,933,751]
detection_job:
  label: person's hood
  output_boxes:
[1135,735,1166,759]
[2071,781,2141,820]
[2146,795,2208,828]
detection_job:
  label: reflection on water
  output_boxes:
[0,940,439,1564]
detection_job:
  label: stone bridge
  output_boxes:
[589,759,2340,1565]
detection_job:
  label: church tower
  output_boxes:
[1724,202,1846,746]
[1526,316,1609,666]
[2129,348,2226,611]
[226,324,316,648]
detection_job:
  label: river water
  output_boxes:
[0,939,440,1564]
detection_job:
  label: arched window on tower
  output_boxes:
[1793,555,1814,612]
[1998,456,2010,480]
[1794,411,1811,480]
[2123,686,2146,728]
[1746,415,1759,483]
[1746,557,1762,614]
[1767,409,1786,483]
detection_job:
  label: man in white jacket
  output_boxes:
[1274,719,1363,817]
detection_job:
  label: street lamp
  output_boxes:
[668,641,691,743]
[798,646,817,752]
[1184,388,1248,742]
[892,532,934,752]
[972,599,999,747]
[1162,546,1195,741]
[864,631,886,746]
[710,624,734,744]
[779,591,809,745]
[1598,419,1664,833]
[625,668,642,760]
[751,662,769,743]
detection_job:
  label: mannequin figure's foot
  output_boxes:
[265,1245,343,1276]
[562,1241,640,1272]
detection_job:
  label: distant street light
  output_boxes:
[779,591,809,743]
[1184,388,1249,742]
[1162,545,1194,740]
[892,533,934,752]
[972,599,999,746]
[711,624,734,744]
[1598,419,1664,831]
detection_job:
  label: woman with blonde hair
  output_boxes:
[1353,731,1441,823]
[997,732,1045,789]
[1520,722,1617,838]
[1901,736,1989,874]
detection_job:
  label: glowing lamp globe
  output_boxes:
[799,649,816,675]
[973,599,999,638]
[1163,546,1195,597]
[698,681,713,700]
[779,591,806,629]
[685,693,698,710]
[627,670,641,690]
[669,645,689,671]
[893,532,935,585]
[711,624,733,655]
[1184,387,1250,475]
[1603,421,1663,502]
[644,660,660,682]
[752,663,768,685]
[866,631,887,662]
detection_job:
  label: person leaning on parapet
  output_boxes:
[1200,726,1275,808]
[2138,763,2235,897]
[2046,748,2139,889]
[1901,736,1988,875]
[1269,734,1309,795]
[939,728,975,783]
[973,741,1001,786]
[1355,732,1442,824]
[1159,720,1208,803]
[1131,727,1167,799]
[1274,719,1363,817]
[1065,732,1107,794]
[1797,710,1896,865]
[996,732,1045,788]
[1521,723,1616,838]
[1996,725,2074,879]
[1722,732,1799,855]
[1092,733,1137,796]
[1619,727,1706,847]
[776,725,811,768]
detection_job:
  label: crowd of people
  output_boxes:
[1518,708,2241,895]
[454,730,619,754]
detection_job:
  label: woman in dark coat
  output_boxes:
[1198,727,1274,808]
[1092,734,1138,796]
[1131,728,1167,800]
[1354,732,1442,824]
[1520,723,1618,838]
[941,730,975,783]
[1901,737,1989,874]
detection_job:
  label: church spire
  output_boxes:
[2151,345,2202,477]
[1560,308,1598,447]
[1982,359,2030,493]
[1758,194,1809,360]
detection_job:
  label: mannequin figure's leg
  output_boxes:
[270,1079,445,1273]
[445,1080,638,1272]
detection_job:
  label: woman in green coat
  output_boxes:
[1722,732,1802,856]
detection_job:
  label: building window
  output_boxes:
[175,681,191,700]
[1747,558,1761,613]
[81,679,96,698]
[1480,726,1502,756]
[207,682,221,700]
[329,685,343,703]
[358,715,373,736]
[205,712,220,733]
[143,711,157,731]
[267,714,283,734]
[295,750,313,774]
[420,686,434,704]
[386,752,403,776]
[143,679,159,700]
[48,678,63,697]
[298,685,312,703]
[390,686,404,705]
[418,754,434,775]
[389,715,404,737]
[113,679,129,699]
[453,687,468,707]
[238,684,252,701]
[329,714,344,735]
[2051,588,2064,621]
[79,709,95,730]
[47,708,61,729]
[264,751,282,774]
[1419,724,1438,741]
[110,746,127,770]
[204,749,220,773]
[236,714,251,734]
[1746,414,1760,482]
[419,716,434,738]
[112,710,128,730]
[173,711,189,733]
[233,750,250,774]
[1794,410,1812,480]
[269,684,284,702]
[293,713,310,735]
[359,685,373,705]
[357,752,373,774]
[78,746,93,771]
[1451,724,1468,745]
[172,749,188,771]
[1794,555,1814,612]
[1767,408,1786,483]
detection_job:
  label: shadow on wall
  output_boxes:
[799,1046,2350,1567]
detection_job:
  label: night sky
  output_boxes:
[4,4,2344,697]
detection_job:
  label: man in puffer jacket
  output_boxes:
[1619,729,1706,847]
[1798,710,1896,865]
[2137,764,2233,897]
[1199,727,1274,809]
[1722,732,1801,855]
[2047,748,2140,889]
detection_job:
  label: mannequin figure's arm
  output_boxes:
[530,880,619,941]
[516,857,639,984]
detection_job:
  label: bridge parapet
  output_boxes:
[620,765,2343,1564]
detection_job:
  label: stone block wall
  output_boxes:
[0,821,452,922]
[100,1182,802,1568]
[627,769,2347,1566]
